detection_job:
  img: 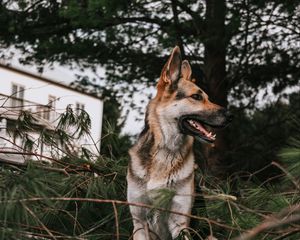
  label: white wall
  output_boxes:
[0,66,103,155]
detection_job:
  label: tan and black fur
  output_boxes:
[127,46,232,240]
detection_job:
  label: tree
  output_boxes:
[1,0,300,172]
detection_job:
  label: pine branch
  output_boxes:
[0,150,99,175]
[0,197,238,232]
[234,204,300,240]
[21,203,57,240]
[271,161,300,191]
[0,157,70,176]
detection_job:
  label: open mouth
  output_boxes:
[179,116,220,143]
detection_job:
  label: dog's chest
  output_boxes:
[146,149,194,190]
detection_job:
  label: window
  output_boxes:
[11,83,25,108]
[36,96,57,121]
[43,106,50,121]
[36,105,43,118]
[36,105,50,121]
[0,118,7,136]
[75,102,85,115]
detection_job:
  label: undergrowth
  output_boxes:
[0,108,299,240]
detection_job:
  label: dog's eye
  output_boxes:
[191,94,203,101]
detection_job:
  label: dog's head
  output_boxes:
[153,46,233,143]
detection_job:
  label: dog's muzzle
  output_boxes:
[178,109,233,143]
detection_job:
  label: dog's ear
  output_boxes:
[160,46,182,85]
[181,60,192,81]
[166,46,182,83]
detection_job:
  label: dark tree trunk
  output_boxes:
[190,2,228,236]
[203,0,229,175]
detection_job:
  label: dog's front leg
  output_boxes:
[168,197,192,239]
[131,217,151,240]
[168,177,194,239]
[127,174,152,240]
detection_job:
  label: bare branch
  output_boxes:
[112,202,120,240]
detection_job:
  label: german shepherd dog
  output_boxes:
[127,46,232,240]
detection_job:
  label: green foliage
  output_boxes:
[0,157,130,239]
[57,104,91,139]
[12,110,37,149]
[1,107,300,239]
[1,1,300,238]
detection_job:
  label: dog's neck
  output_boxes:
[129,100,195,180]
[143,100,194,156]
[156,117,189,151]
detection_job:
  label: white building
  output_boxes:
[0,63,104,163]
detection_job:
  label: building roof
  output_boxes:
[0,63,102,101]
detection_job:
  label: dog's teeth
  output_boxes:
[212,134,216,138]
